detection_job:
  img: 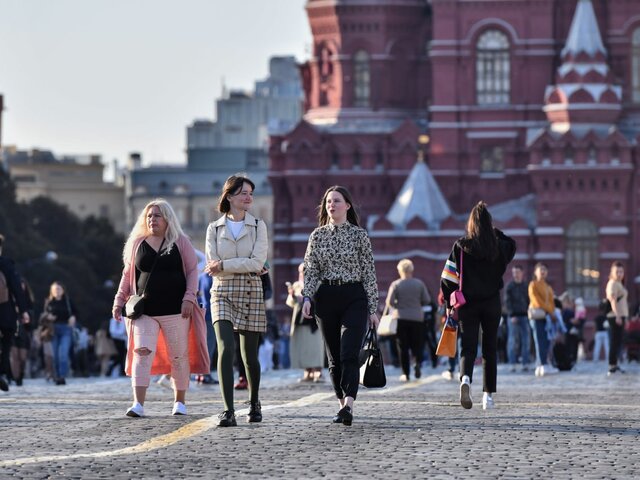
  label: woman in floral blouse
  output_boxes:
[302,185,379,426]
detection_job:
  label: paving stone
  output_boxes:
[0,361,638,478]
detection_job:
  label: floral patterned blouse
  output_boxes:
[303,221,378,315]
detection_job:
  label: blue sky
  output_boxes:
[0,0,311,169]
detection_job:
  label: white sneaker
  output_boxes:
[441,370,453,381]
[460,375,472,409]
[538,365,546,377]
[534,366,540,377]
[482,393,495,410]
[399,374,409,382]
[172,401,187,416]
[126,402,144,417]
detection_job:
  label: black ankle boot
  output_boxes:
[247,401,262,423]
[217,410,237,427]
[332,406,352,426]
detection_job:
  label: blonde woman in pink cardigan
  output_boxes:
[112,199,209,418]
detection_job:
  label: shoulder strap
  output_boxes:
[138,238,165,296]
[458,249,464,290]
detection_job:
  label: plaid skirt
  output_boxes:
[212,273,266,333]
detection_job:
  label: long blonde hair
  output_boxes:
[122,198,185,262]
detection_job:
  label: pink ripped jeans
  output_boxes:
[131,313,190,390]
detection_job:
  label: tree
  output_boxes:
[0,169,124,331]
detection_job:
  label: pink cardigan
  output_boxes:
[113,234,210,375]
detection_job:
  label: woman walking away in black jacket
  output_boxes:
[441,202,516,410]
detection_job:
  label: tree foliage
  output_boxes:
[0,167,124,332]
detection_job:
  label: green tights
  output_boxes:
[214,320,261,412]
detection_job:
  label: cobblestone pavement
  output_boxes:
[0,360,638,479]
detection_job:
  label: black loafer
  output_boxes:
[247,401,262,423]
[217,410,237,427]
[332,406,353,426]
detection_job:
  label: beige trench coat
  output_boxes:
[205,212,268,332]
[205,212,268,277]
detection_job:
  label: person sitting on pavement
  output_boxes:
[112,199,209,418]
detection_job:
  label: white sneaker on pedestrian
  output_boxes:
[156,375,172,389]
[399,374,409,382]
[172,401,187,416]
[460,375,472,409]
[441,370,453,381]
[126,402,144,417]
[538,365,546,377]
[482,393,495,410]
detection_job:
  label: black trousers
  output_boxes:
[315,283,368,400]
[458,295,501,393]
[0,325,16,378]
[609,317,626,366]
[395,319,425,376]
[424,315,438,368]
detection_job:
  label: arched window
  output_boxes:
[633,28,640,103]
[354,50,370,107]
[565,220,599,304]
[476,30,510,105]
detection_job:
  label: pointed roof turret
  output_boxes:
[386,157,451,230]
[561,0,606,59]
[543,0,621,126]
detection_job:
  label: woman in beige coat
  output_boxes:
[205,174,268,427]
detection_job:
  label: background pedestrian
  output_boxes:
[605,261,628,375]
[287,263,324,383]
[441,201,516,410]
[384,258,431,382]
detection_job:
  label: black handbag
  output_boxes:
[125,238,164,320]
[359,327,386,388]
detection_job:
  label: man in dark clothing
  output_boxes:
[0,234,30,391]
[504,265,531,371]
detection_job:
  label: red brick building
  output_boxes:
[269,0,640,317]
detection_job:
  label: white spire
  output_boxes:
[386,159,452,229]
[561,0,606,58]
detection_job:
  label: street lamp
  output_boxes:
[21,251,58,269]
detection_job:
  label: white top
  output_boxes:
[226,218,245,239]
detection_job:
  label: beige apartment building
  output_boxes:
[3,147,126,233]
